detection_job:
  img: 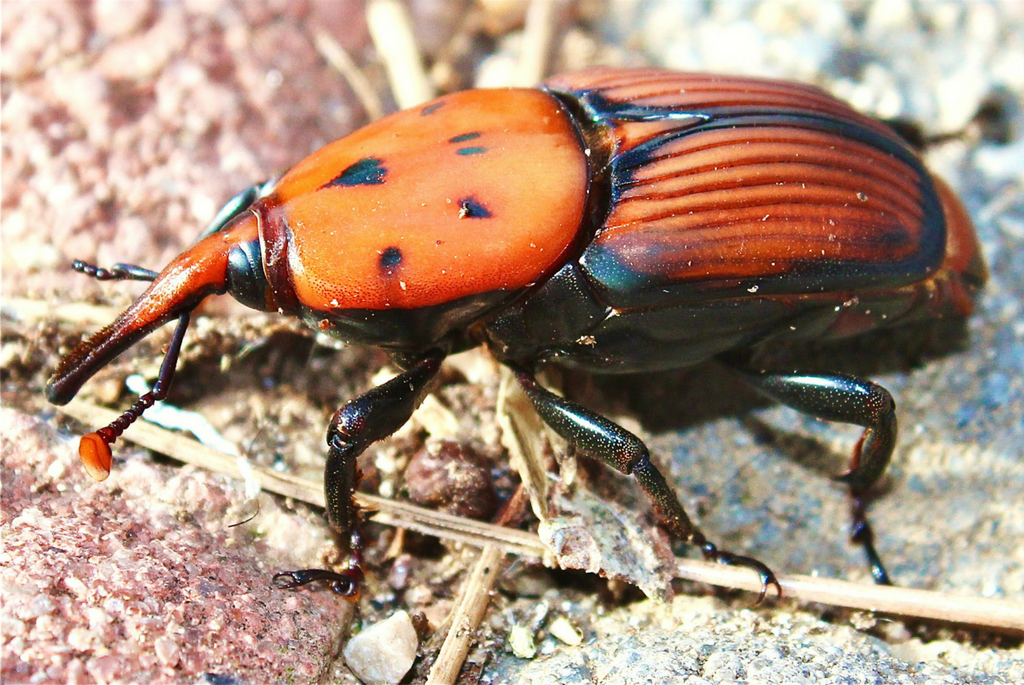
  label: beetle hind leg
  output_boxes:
[508,363,781,602]
[736,369,896,585]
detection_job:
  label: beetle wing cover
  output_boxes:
[546,68,946,307]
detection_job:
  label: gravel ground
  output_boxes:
[2,1,1023,684]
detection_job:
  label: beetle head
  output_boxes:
[43,175,298,482]
[45,195,281,481]
[46,213,274,409]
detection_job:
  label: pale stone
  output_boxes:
[343,611,418,685]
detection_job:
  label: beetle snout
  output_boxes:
[46,221,263,405]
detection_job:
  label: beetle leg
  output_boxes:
[507,363,781,602]
[274,349,445,597]
[736,369,896,585]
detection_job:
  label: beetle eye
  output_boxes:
[226,239,271,311]
[331,578,357,597]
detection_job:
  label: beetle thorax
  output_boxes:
[252,88,591,350]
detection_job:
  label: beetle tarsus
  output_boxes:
[272,568,363,597]
[699,540,782,604]
[851,497,892,585]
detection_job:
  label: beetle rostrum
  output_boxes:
[48,68,986,601]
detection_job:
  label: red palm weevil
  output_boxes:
[47,68,987,601]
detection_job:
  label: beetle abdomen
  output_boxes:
[547,69,947,310]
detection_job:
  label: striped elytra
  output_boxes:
[545,69,963,307]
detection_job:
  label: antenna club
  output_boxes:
[79,432,112,481]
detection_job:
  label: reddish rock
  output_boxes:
[0,409,352,682]
[405,439,498,520]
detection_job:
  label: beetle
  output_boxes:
[47,67,986,601]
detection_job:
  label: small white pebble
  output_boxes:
[509,624,536,658]
[548,616,582,646]
[343,610,418,685]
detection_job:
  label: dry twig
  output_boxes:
[366,0,435,109]
[513,0,561,86]
[313,30,385,121]
[4,296,122,327]
[428,488,528,684]
[675,561,1024,633]
[57,400,546,559]
[429,545,506,683]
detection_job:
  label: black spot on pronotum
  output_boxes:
[421,101,445,116]
[449,132,481,143]
[326,158,386,187]
[456,146,486,156]
[379,247,402,274]
[458,198,491,219]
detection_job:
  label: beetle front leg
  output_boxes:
[736,369,896,585]
[507,363,781,602]
[274,350,446,596]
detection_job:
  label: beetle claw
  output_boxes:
[272,567,363,598]
[701,542,782,603]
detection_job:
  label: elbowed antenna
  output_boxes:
[46,218,264,479]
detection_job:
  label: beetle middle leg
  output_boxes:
[734,368,896,585]
[274,349,445,596]
[507,362,781,602]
